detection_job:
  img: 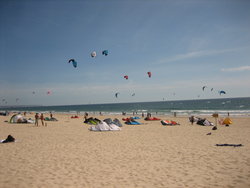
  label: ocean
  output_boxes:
[1,97,250,117]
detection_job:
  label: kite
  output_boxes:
[132,93,135,96]
[219,90,226,95]
[147,72,152,78]
[102,50,108,56]
[2,99,6,104]
[124,75,128,80]
[32,91,35,94]
[47,91,52,95]
[91,51,97,58]
[68,59,77,68]
[115,92,119,98]
[202,86,207,91]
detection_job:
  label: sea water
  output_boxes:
[1,97,250,117]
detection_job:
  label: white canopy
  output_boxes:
[89,121,121,131]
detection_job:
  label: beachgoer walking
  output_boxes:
[146,113,151,118]
[84,112,88,121]
[190,116,195,125]
[40,113,44,126]
[35,113,39,126]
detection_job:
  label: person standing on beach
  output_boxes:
[190,116,195,125]
[35,113,39,126]
[84,112,88,121]
[50,112,53,119]
[40,113,44,126]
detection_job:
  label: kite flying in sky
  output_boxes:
[102,50,108,56]
[91,51,97,58]
[68,59,77,68]
[147,72,152,78]
[115,92,119,98]
[219,90,226,95]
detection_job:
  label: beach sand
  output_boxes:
[0,113,250,188]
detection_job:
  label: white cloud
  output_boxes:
[221,66,250,72]
[156,48,240,64]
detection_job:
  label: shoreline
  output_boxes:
[1,96,249,108]
[2,110,250,118]
[1,97,250,118]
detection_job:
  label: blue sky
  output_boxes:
[1,0,250,106]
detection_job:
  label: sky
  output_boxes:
[1,0,250,106]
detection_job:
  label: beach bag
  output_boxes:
[2,135,15,143]
[212,126,217,130]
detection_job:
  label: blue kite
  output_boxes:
[219,90,226,95]
[68,59,77,68]
[102,50,108,56]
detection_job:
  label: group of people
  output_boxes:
[34,112,53,126]
[35,113,45,126]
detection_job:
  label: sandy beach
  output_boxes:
[0,113,250,188]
